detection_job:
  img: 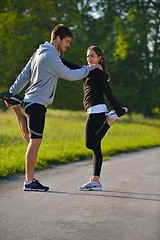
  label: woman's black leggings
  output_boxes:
[85,113,110,177]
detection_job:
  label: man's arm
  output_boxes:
[9,56,33,95]
[61,58,82,69]
[48,55,91,80]
[48,55,101,81]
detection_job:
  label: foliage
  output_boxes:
[0,109,160,178]
[0,0,159,116]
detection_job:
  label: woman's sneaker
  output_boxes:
[0,92,23,106]
[105,110,120,121]
[79,180,102,191]
[123,107,128,113]
[23,179,49,192]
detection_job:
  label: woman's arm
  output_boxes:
[96,70,125,117]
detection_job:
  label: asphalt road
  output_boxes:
[0,147,160,240]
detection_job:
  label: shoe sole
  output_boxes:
[105,111,120,121]
[23,188,49,192]
[79,187,102,191]
[107,117,120,121]
[0,92,23,103]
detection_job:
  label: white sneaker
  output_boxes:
[105,110,120,121]
[79,180,102,191]
[123,107,128,113]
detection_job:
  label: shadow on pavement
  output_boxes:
[46,189,160,202]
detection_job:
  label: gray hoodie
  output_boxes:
[9,42,93,107]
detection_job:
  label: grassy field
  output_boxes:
[0,108,160,178]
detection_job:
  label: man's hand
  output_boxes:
[91,64,103,71]
[4,101,12,108]
[0,92,23,107]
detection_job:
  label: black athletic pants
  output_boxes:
[85,113,110,177]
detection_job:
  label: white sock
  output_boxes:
[25,180,33,184]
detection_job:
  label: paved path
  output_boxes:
[0,147,160,240]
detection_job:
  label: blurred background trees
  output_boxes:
[0,0,159,117]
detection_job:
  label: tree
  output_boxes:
[90,0,160,116]
[0,0,159,116]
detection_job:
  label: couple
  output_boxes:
[0,24,127,192]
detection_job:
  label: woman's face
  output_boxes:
[86,49,101,65]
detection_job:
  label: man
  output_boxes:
[0,24,101,192]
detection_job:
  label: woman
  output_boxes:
[79,46,127,191]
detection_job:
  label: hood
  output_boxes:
[36,41,59,56]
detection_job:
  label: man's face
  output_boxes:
[59,37,72,52]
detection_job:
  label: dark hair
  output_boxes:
[87,46,110,80]
[51,24,73,41]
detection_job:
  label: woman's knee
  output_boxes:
[86,141,94,150]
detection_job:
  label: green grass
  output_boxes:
[0,109,160,178]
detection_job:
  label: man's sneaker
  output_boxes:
[105,110,120,121]
[0,92,23,106]
[23,179,49,192]
[79,180,102,191]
